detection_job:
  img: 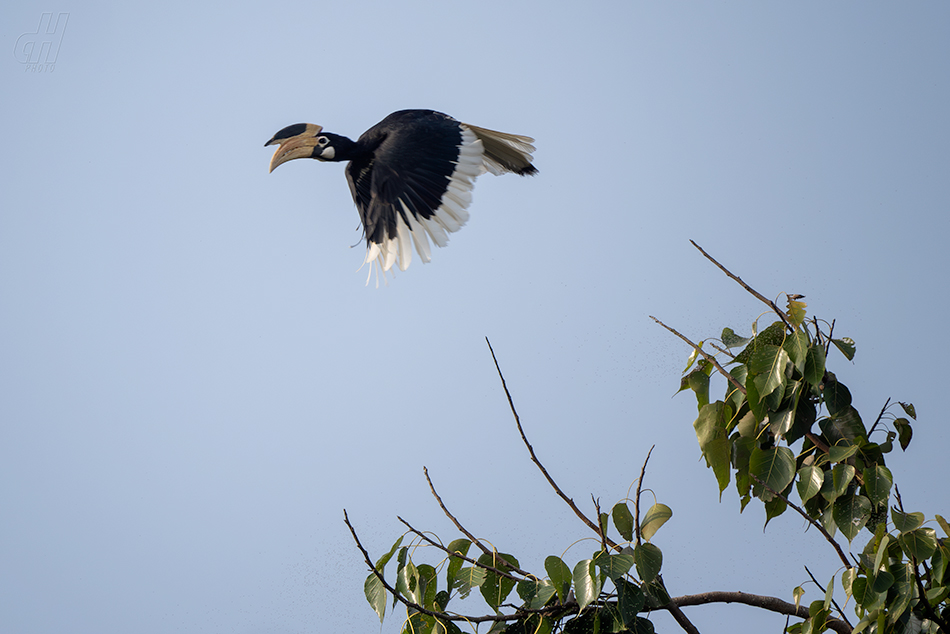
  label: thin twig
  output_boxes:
[485,338,612,546]
[803,565,853,628]
[396,516,522,582]
[708,341,736,359]
[423,466,531,577]
[749,474,852,570]
[634,446,655,547]
[867,397,892,437]
[649,316,746,397]
[592,496,607,553]
[690,240,794,332]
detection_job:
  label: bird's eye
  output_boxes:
[317,136,330,146]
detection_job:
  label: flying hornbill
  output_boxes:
[265,110,537,283]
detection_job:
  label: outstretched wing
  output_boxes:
[345,110,535,283]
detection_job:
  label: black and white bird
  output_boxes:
[265,110,537,283]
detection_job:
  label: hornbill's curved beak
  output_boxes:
[264,123,324,173]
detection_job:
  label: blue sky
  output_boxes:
[2,2,948,633]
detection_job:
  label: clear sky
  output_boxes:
[2,2,948,633]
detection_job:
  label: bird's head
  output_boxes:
[265,123,340,172]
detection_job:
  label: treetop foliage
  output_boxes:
[343,244,949,634]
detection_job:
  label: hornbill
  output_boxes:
[265,110,537,283]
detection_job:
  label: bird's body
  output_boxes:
[265,110,537,283]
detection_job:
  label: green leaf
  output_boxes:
[376,536,404,571]
[687,370,710,411]
[894,418,913,451]
[898,527,937,560]
[764,495,787,527]
[833,494,871,542]
[832,337,856,360]
[831,464,856,500]
[640,503,673,543]
[693,402,731,494]
[862,466,893,507]
[828,443,858,463]
[750,446,796,500]
[851,577,885,612]
[797,466,823,503]
[572,559,600,612]
[452,566,486,599]
[841,568,857,599]
[365,572,387,622]
[592,552,635,581]
[936,514,950,538]
[823,378,852,416]
[722,327,751,349]
[783,330,809,374]
[888,562,916,623]
[446,538,471,589]
[682,343,701,374]
[804,344,826,386]
[786,297,808,327]
[634,543,663,582]
[793,585,805,609]
[616,578,645,627]
[629,616,655,634]
[478,552,520,609]
[749,345,790,402]
[823,574,835,610]
[769,408,796,439]
[898,402,916,420]
[397,559,420,604]
[891,508,924,533]
[545,556,572,603]
[870,570,893,593]
[819,407,868,445]
[612,502,634,542]
[517,579,556,610]
[417,564,438,609]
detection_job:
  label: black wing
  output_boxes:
[345,110,535,281]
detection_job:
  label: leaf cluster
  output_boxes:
[679,296,948,633]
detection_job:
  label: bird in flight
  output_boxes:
[265,110,537,284]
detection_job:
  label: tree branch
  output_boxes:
[649,316,746,397]
[423,466,531,577]
[689,240,794,332]
[396,515,522,582]
[634,446,655,547]
[487,339,702,634]
[804,565,853,629]
[485,337,610,545]
[344,509,544,624]
[670,592,851,634]
[750,474,852,570]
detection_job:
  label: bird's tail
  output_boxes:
[463,124,538,176]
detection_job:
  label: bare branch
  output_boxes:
[486,339,703,634]
[634,446,655,547]
[670,592,851,634]
[689,240,794,332]
[649,316,746,397]
[750,474,852,570]
[396,516,521,581]
[423,466,531,577]
[485,338,611,545]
